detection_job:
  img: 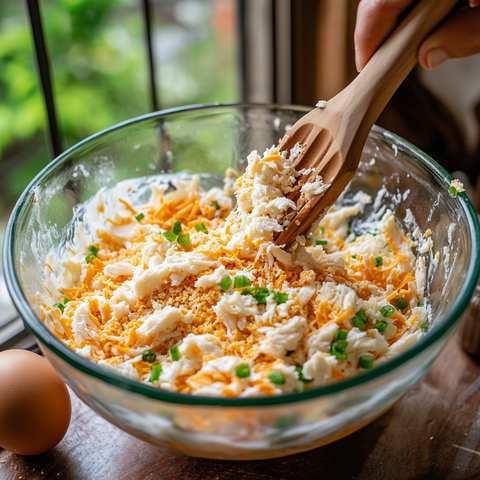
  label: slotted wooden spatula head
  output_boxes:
[275,0,459,249]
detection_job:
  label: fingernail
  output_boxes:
[354,47,362,73]
[426,48,450,69]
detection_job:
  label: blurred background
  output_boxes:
[1,0,480,349]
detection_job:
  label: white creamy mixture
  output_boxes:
[38,145,428,397]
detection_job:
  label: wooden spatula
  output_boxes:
[275,0,459,249]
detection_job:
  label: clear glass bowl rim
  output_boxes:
[4,102,480,407]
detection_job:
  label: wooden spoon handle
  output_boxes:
[340,0,459,121]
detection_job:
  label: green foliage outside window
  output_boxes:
[0,0,238,214]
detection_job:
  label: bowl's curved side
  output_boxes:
[3,104,479,459]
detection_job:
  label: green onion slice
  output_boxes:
[319,227,325,234]
[213,201,221,210]
[380,305,395,318]
[161,230,178,242]
[85,253,97,264]
[234,275,251,289]
[195,223,208,234]
[418,303,424,308]
[336,329,349,341]
[148,364,162,383]
[351,309,367,330]
[374,256,383,267]
[449,186,458,197]
[395,298,409,310]
[359,355,374,369]
[172,220,182,235]
[420,321,429,329]
[374,320,388,333]
[331,340,348,360]
[368,231,377,236]
[63,298,70,305]
[142,350,156,363]
[135,212,145,221]
[170,346,181,361]
[242,286,270,303]
[272,291,289,304]
[351,254,357,259]
[316,240,328,245]
[268,370,286,385]
[295,366,313,383]
[235,364,250,378]
[53,302,65,313]
[305,235,311,241]
[88,245,99,255]
[242,286,269,296]
[178,233,191,249]
[219,276,232,292]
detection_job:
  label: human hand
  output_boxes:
[354,0,480,71]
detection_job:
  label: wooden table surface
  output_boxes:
[1,335,480,480]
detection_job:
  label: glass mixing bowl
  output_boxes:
[4,104,480,460]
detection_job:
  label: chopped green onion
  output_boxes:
[331,340,348,361]
[235,364,250,378]
[347,226,351,236]
[135,212,145,221]
[53,302,65,313]
[178,233,191,249]
[172,220,182,235]
[336,329,349,341]
[253,287,270,303]
[352,309,367,330]
[319,227,324,234]
[161,230,178,242]
[295,366,313,383]
[142,350,156,363]
[272,291,289,304]
[418,303,424,308]
[286,350,295,357]
[368,231,377,237]
[268,370,286,385]
[359,355,374,369]
[395,298,409,310]
[350,237,356,243]
[170,346,181,361]
[420,321,429,329]
[85,245,99,264]
[305,235,311,241]
[242,286,270,303]
[195,223,208,234]
[351,254,357,259]
[213,201,221,210]
[380,305,395,318]
[374,320,388,333]
[316,240,328,245]
[374,256,383,267]
[219,276,232,291]
[234,275,251,289]
[85,253,97,264]
[449,186,458,197]
[63,297,70,305]
[148,364,162,383]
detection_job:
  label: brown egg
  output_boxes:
[0,349,71,455]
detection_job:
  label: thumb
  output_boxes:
[419,5,480,69]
